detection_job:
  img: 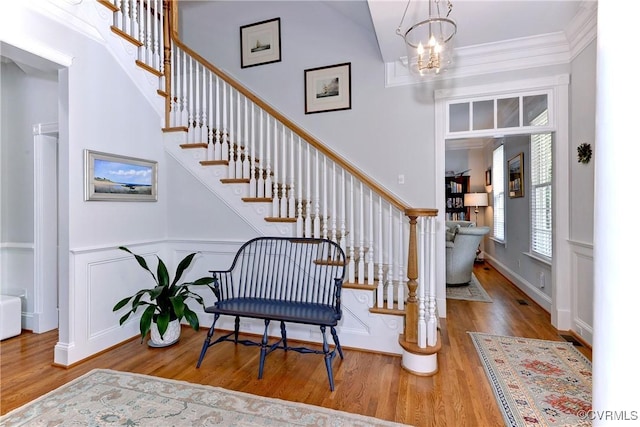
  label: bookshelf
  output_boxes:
[445,176,470,221]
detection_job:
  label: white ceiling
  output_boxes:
[367,0,589,64]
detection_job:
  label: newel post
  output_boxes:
[404,210,420,344]
[400,208,439,376]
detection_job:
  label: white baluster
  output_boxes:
[180,49,188,127]
[243,98,250,180]
[200,67,208,144]
[313,153,320,238]
[377,196,384,308]
[153,0,160,70]
[214,76,220,159]
[170,46,177,127]
[387,203,394,309]
[289,132,296,219]
[145,0,151,64]
[271,119,279,216]
[235,92,243,179]
[277,125,285,217]
[340,169,346,251]
[305,145,312,238]
[194,62,201,142]
[418,217,427,348]
[187,57,195,143]
[296,136,304,236]
[221,82,229,161]
[249,105,256,198]
[257,110,265,198]
[265,115,272,199]
[123,0,130,37]
[322,157,328,239]
[228,86,235,178]
[207,72,214,160]
[348,175,355,284]
[427,216,437,346]
[114,0,122,29]
[368,189,375,285]
[397,214,405,311]
[158,0,164,75]
[331,163,337,242]
[134,0,149,63]
[357,182,365,284]
[131,0,139,50]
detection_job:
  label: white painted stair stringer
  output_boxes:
[164,131,295,237]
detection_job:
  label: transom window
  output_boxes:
[446,92,551,136]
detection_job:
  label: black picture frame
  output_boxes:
[304,62,351,114]
[240,18,281,68]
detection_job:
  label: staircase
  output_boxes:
[98,0,440,374]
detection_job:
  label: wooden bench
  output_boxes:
[196,236,346,390]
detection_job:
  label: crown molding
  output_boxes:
[386,2,597,88]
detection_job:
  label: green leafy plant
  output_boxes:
[113,246,216,342]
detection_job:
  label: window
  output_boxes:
[492,145,505,241]
[530,131,552,258]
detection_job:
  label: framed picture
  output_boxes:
[304,62,351,114]
[485,169,491,186]
[508,153,524,198]
[240,18,281,68]
[84,150,158,201]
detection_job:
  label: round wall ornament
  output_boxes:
[577,143,592,164]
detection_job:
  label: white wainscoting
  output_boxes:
[570,240,594,345]
[55,239,405,366]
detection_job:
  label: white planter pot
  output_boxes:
[149,319,181,347]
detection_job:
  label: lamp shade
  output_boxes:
[464,192,488,207]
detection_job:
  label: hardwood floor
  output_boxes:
[0,262,591,426]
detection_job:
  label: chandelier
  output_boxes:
[396,0,457,77]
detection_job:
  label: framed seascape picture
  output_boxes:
[84,150,158,201]
[508,153,524,198]
[240,18,281,68]
[304,62,351,114]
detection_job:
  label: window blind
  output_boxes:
[530,131,552,258]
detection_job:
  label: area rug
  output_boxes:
[469,332,592,427]
[446,273,492,302]
[0,369,408,426]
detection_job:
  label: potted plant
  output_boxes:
[113,246,216,347]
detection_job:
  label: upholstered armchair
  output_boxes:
[445,223,490,286]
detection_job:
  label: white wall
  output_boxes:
[179,1,436,208]
[0,61,57,327]
[568,40,596,343]
[2,1,169,363]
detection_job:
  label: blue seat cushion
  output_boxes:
[205,298,341,326]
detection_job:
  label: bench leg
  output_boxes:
[196,313,220,368]
[258,319,271,379]
[320,326,336,391]
[331,326,344,359]
[234,316,240,343]
[280,321,287,351]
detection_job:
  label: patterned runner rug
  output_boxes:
[446,273,492,302]
[0,369,407,426]
[469,332,592,427]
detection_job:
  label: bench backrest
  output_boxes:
[211,237,346,308]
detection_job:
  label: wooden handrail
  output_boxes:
[164,1,410,213]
